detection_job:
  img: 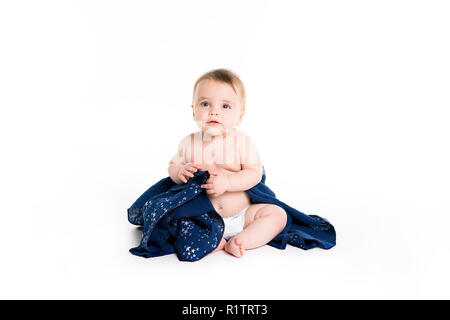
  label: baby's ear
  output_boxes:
[236,111,245,126]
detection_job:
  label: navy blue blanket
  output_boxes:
[128,167,336,261]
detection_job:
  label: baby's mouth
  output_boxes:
[207,120,221,125]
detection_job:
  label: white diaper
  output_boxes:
[222,205,250,241]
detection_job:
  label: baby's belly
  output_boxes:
[208,191,251,217]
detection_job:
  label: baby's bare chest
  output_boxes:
[185,139,242,172]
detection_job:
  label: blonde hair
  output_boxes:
[192,68,246,111]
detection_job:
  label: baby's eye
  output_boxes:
[222,104,231,109]
[200,102,210,107]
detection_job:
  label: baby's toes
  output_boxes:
[231,238,245,257]
[235,238,245,256]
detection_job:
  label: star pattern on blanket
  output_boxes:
[128,168,336,261]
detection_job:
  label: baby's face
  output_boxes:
[191,79,244,137]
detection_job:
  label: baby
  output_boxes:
[168,68,287,258]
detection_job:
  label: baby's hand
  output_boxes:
[177,163,203,183]
[201,171,230,197]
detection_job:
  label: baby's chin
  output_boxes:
[204,127,223,136]
[195,121,235,138]
[203,126,235,137]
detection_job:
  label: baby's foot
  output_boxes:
[207,237,227,256]
[225,237,245,258]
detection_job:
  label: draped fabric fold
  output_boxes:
[128,167,336,261]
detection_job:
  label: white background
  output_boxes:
[1,0,449,299]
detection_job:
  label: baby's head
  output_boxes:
[191,68,246,137]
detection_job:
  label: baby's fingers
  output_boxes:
[182,169,194,178]
[185,163,198,173]
[201,183,213,189]
[192,163,205,171]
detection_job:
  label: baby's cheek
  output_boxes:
[194,120,204,130]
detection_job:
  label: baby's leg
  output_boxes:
[225,204,287,258]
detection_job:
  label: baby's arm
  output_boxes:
[168,135,202,184]
[203,162,261,196]
[226,163,262,192]
[201,134,263,196]
[226,135,262,192]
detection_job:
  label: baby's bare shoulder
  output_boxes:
[233,130,257,147]
[233,128,246,136]
[170,132,196,164]
[233,129,253,141]
[233,130,261,166]
[185,131,198,140]
[178,131,200,145]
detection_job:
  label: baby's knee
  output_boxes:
[260,204,287,228]
[274,206,287,228]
